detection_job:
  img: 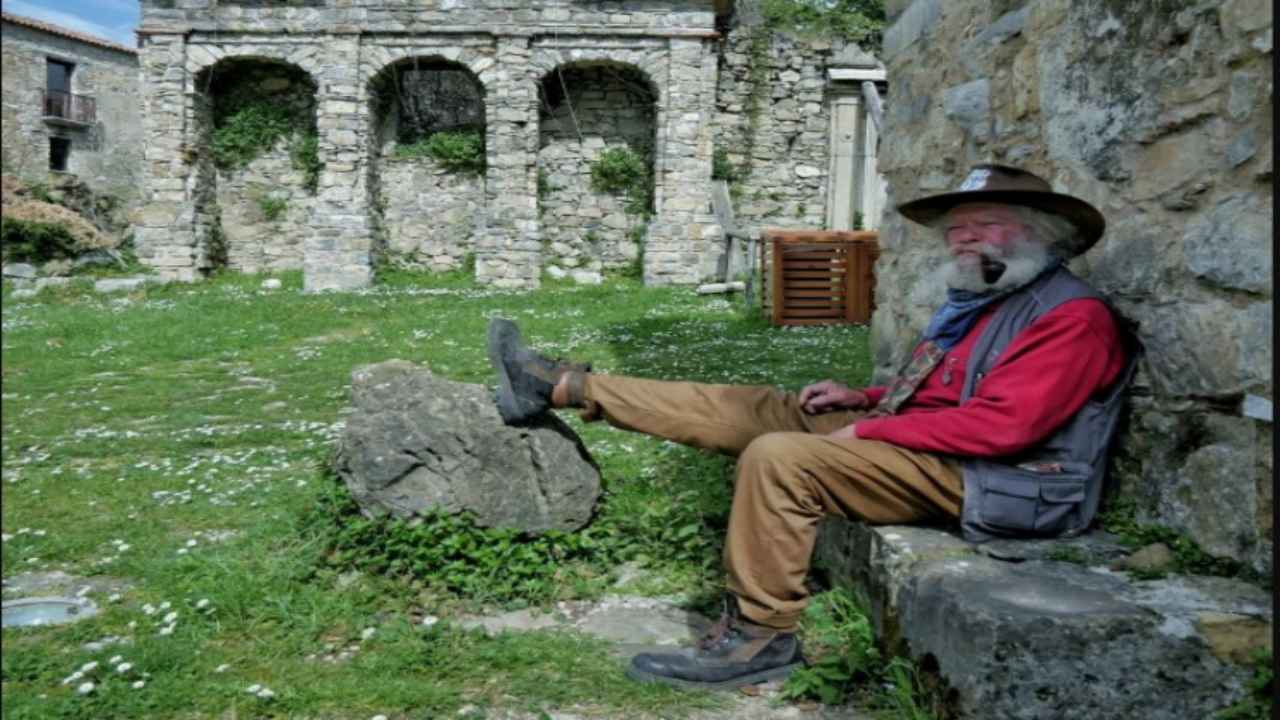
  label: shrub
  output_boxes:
[394,129,486,174]
[257,195,289,222]
[589,147,652,216]
[0,217,78,262]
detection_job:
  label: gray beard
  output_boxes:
[940,240,1055,293]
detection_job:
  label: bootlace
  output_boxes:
[696,614,739,651]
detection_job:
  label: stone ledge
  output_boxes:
[814,519,1271,720]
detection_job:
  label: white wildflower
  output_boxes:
[108,593,122,603]
[195,598,210,610]
[159,602,171,610]
[185,539,197,547]
[361,627,376,641]
[142,604,156,616]
[77,682,95,695]
[162,611,178,624]
[61,671,85,685]
[256,687,275,700]
[108,655,123,664]
[246,684,262,694]
[116,663,133,673]
[132,680,146,689]
[214,663,231,673]
[158,624,175,636]
[421,616,440,628]
[79,661,99,673]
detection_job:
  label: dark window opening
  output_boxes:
[47,59,73,93]
[49,137,71,171]
[390,62,484,143]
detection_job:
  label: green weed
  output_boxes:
[1099,498,1261,583]
[782,588,880,705]
[1216,649,1274,720]
[394,128,486,175]
[257,195,289,222]
[589,146,653,217]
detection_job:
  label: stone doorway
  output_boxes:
[536,62,658,279]
[368,58,487,273]
[193,58,319,275]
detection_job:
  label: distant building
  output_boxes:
[1,12,143,206]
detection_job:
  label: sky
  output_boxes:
[4,0,141,49]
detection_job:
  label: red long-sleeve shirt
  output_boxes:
[853,298,1126,458]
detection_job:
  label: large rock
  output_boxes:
[815,520,1272,720]
[333,360,600,534]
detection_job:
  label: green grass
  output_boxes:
[0,270,874,718]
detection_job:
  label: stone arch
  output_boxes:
[365,55,489,272]
[533,58,661,277]
[190,55,320,274]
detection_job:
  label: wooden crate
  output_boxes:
[760,229,879,326]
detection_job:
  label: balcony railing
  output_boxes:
[42,89,96,125]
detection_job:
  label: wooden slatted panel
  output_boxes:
[761,229,879,326]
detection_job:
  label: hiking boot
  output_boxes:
[487,317,589,425]
[626,600,804,690]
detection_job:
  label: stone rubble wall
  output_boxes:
[215,151,313,273]
[875,0,1273,575]
[0,21,144,227]
[714,30,837,237]
[377,156,484,271]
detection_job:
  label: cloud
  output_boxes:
[4,0,139,48]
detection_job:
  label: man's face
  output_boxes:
[938,203,1051,292]
[942,203,1028,265]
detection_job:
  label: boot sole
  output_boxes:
[487,319,539,425]
[624,661,804,691]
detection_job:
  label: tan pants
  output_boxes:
[580,375,964,632]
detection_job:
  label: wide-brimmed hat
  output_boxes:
[896,164,1105,256]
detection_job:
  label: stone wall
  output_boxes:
[874,0,1273,574]
[715,30,840,235]
[0,19,144,222]
[133,1,885,290]
[377,156,485,271]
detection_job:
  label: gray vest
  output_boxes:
[957,267,1136,543]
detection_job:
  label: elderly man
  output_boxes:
[487,164,1132,690]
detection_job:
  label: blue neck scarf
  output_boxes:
[922,261,1061,350]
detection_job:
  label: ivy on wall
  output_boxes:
[209,85,321,192]
[759,0,886,46]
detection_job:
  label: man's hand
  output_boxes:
[798,380,870,414]
[827,424,859,441]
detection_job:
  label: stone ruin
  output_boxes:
[130,0,886,291]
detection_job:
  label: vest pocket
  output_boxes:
[976,463,1087,534]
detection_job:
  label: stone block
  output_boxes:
[944,79,991,138]
[1183,193,1271,294]
[882,0,942,59]
[94,278,149,294]
[815,520,1271,720]
[3,263,37,279]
